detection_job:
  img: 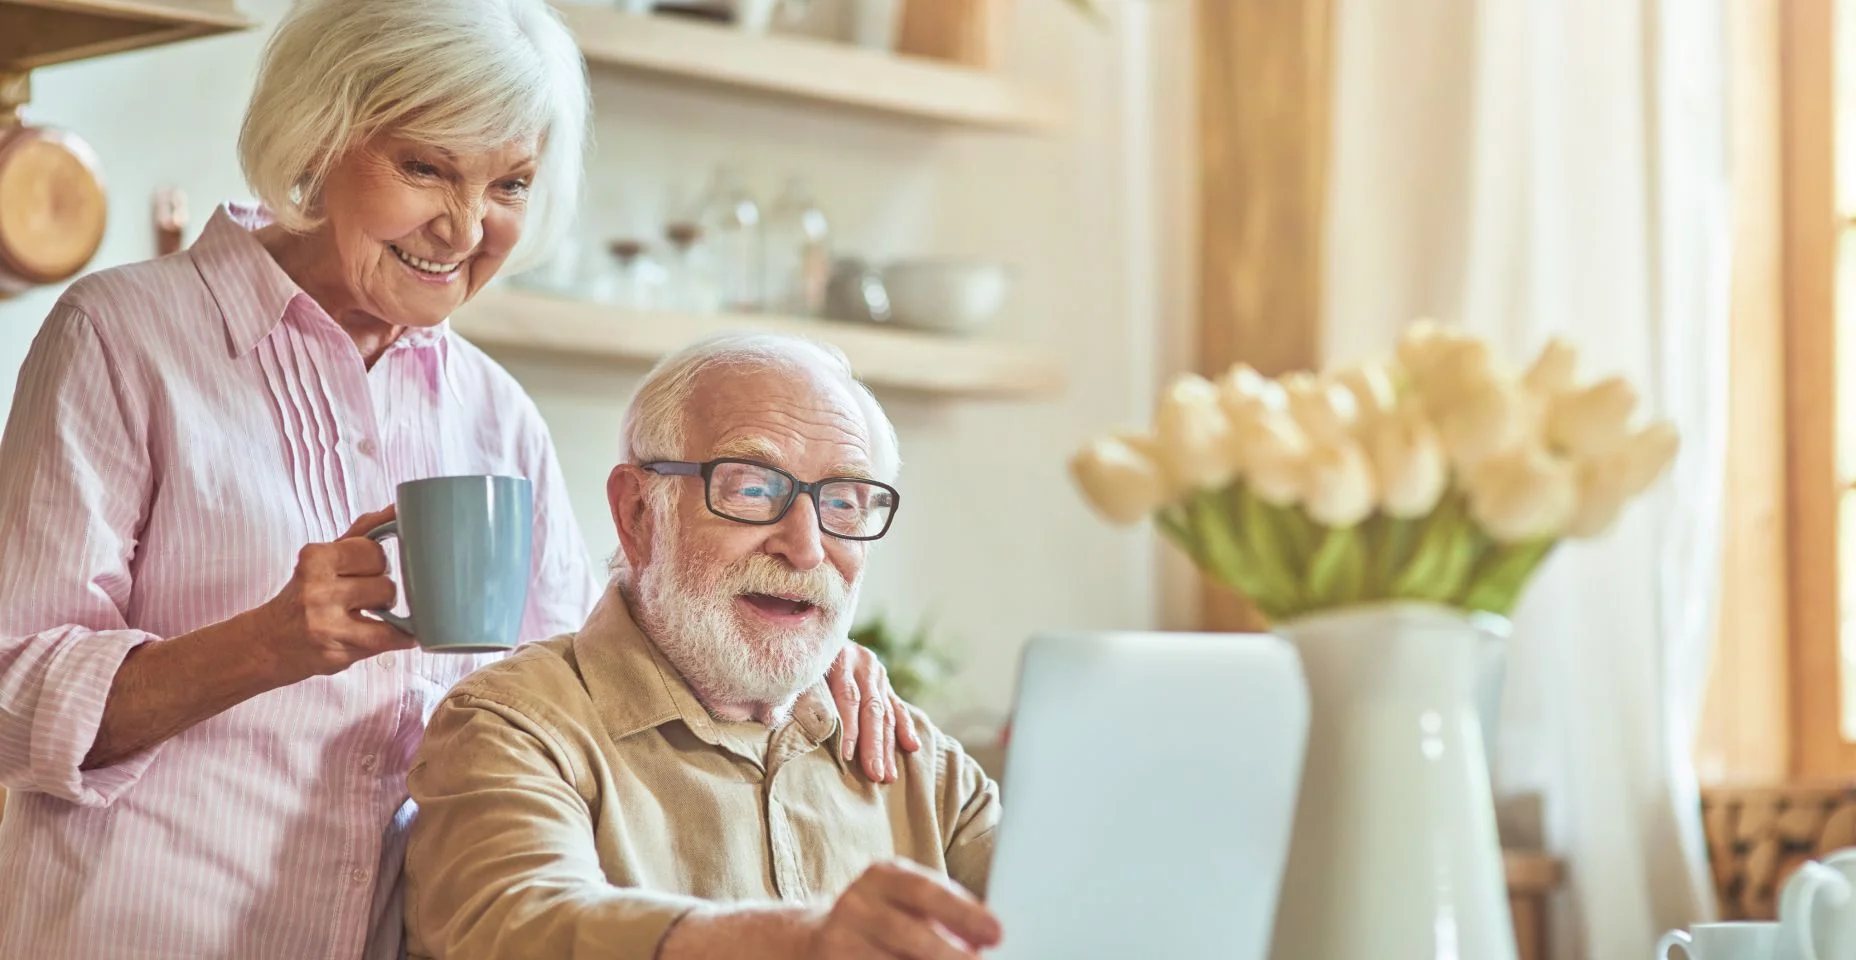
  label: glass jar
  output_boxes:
[693,166,762,312]
[590,239,667,311]
[663,221,722,314]
[762,177,831,316]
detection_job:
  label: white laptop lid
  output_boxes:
[984,631,1309,960]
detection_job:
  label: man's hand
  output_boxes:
[806,860,1002,959]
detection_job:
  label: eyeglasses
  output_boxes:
[640,458,900,541]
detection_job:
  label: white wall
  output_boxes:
[0,0,1183,731]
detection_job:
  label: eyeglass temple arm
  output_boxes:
[640,461,703,477]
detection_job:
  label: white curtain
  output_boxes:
[1324,0,1731,957]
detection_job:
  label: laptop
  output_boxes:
[983,631,1310,960]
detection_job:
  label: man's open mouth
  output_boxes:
[739,593,818,617]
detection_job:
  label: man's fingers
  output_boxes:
[871,864,1002,949]
[340,504,396,541]
[859,916,979,960]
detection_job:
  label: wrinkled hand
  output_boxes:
[806,860,1002,960]
[827,642,922,782]
[253,506,416,682]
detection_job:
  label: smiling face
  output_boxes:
[277,134,538,330]
[616,362,878,715]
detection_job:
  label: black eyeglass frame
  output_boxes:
[639,457,901,541]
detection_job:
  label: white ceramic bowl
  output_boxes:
[879,260,1013,334]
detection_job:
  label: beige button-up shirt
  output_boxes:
[403,590,1001,960]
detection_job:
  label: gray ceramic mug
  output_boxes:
[365,475,533,654]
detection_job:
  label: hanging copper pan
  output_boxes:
[0,73,107,297]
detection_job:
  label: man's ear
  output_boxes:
[608,464,654,574]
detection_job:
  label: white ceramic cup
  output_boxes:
[1657,922,1779,960]
[1780,852,1856,959]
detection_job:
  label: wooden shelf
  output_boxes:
[453,288,1066,399]
[559,5,1066,132]
[1,0,251,72]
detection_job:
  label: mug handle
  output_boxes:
[1781,860,1854,960]
[1655,930,1692,960]
[364,521,415,636]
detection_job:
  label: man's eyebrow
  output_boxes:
[826,462,876,481]
[711,436,784,463]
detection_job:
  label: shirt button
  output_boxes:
[350,867,369,885]
[378,652,396,669]
[360,755,378,773]
[356,438,377,458]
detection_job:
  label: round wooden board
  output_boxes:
[0,126,106,289]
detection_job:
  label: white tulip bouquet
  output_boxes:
[1069,322,1680,622]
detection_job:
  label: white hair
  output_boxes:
[238,0,589,269]
[621,332,902,481]
[611,332,901,586]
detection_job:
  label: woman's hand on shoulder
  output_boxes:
[250,506,417,683]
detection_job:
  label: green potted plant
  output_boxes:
[848,613,956,706]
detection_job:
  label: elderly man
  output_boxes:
[403,333,1004,960]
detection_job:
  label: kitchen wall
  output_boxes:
[0,0,1190,732]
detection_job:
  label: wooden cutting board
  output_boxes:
[0,121,107,294]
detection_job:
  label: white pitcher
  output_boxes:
[1778,853,1856,959]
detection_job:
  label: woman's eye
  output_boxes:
[403,160,440,178]
[498,178,531,198]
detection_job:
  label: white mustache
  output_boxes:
[720,553,848,613]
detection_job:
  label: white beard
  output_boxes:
[633,518,859,714]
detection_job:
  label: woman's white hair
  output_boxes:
[238,0,589,268]
[621,333,902,481]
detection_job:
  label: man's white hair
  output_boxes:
[621,332,902,480]
[238,0,589,270]
[612,332,901,585]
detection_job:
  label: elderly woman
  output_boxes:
[0,1,917,957]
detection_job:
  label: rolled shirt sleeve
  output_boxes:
[0,304,162,805]
[405,694,704,960]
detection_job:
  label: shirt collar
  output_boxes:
[572,587,840,749]
[189,202,455,363]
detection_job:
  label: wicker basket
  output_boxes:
[1701,783,1856,920]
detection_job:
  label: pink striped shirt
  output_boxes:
[0,205,601,960]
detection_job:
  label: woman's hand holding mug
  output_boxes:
[253,505,416,682]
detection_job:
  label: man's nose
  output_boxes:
[764,494,826,571]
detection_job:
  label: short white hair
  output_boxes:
[238,0,589,268]
[621,333,902,482]
[610,333,900,587]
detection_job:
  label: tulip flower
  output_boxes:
[1565,421,1680,537]
[1327,360,1399,424]
[1232,407,1310,506]
[1214,363,1284,417]
[1283,372,1359,444]
[1069,436,1169,525]
[1545,376,1638,458]
[1154,374,1241,489]
[1523,338,1578,399]
[1620,420,1680,496]
[1465,445,1579,542]
[1364,402,1449,518]
[1434,377,1534,472]
[1303,440,1377,528]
